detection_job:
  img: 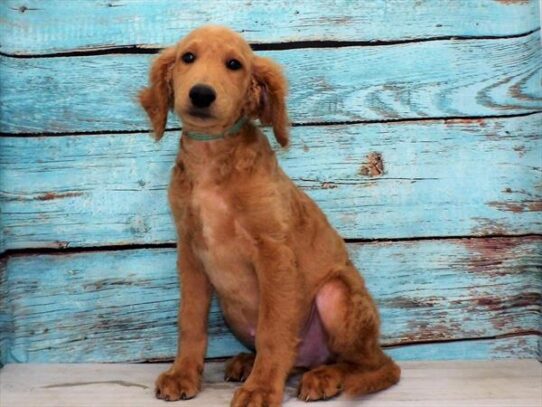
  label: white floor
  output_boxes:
[1,360,540,407]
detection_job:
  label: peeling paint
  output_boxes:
[474,293,541,312]
[405,321,469,342]
[444,118,487,128]
[359,152,384,177]
[36,192,84,201]
[527,201,542,212]
[471,218,510,236]
[321,182,338,190]
[54,240,70,249]
[461,236,520,275]
[495,0,529,5]
[464,236,521,257]
[489,201,527,213]
[83,279,141,291]
[513,145,527,157]
[386,296,440,309]
[0,191,84,202]
[488,200,542,213]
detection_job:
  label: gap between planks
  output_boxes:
[0,360,540,407]
[1,0,539,56]
[0,27,539,59]
[2,31,540,133]
[1,233,541,259]
[1,111,540,138]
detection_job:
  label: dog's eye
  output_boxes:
[181,52,196,64]
[226,59,242,71]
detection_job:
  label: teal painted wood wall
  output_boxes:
[0,0,541,364]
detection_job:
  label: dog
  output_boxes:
[139,25,400,407]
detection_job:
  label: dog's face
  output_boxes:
[140,25,290,146]
[172,26,253,131]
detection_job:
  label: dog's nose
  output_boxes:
[189,84,216,108]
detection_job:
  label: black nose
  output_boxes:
[189,84,216,108]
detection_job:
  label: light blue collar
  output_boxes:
[183,117,248,141]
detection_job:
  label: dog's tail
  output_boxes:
[343,355,401,396]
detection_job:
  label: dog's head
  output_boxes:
[139,25,289,146]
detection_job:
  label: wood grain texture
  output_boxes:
[1,237,539,363]
[1,361,541,407]
[1,115,540,251]
[0,258,8,366]
[1,32,541,133]
[0,0,540,369]
[0,0,539,55]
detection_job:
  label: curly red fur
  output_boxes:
[139,26,399,407]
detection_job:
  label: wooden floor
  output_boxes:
[1,360,540,407]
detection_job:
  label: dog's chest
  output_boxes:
[191,184,231,248]
[190,183,253,284]
[189,182,260,339]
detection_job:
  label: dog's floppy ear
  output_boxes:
[139,47,177,141]
[250,56,290,147]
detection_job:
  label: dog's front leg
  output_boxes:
[231,239,303,407]
[155,238,212,401]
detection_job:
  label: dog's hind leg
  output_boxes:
[298,268,400,401]
[224,352,255,382]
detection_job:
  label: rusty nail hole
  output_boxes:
[359,152,384,177]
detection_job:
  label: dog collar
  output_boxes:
[183,117,248,141]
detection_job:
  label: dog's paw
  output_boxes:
[230,385,282,407]
[297,365,343,401]
[224,353,255,382]
[155,369,200,402]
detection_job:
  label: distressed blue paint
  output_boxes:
[385,335,540,361]
[0,0,540,367]
[0,259,9,367]
[1,32,541,133]
[0,0,538,55]
[1,115,540,251]
[1,237,539,363]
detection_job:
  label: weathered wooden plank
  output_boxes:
[1,32,541,133]
[1,361,541,407]
[1,237,539,364]
[0,258,9,367]
[0,0,539,55]
[1,115,540,251]
[385,335,540,362]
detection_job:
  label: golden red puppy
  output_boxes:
[140,25,400,407]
